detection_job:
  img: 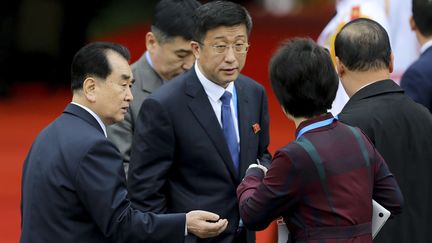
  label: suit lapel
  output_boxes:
[185,70,239,183]
[236,80,251,180]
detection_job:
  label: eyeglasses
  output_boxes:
[208,43,250,54]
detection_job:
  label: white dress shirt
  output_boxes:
[194,62,240,143]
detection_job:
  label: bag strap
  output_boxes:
[294,125,373,240]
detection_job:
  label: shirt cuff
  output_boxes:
[245,165,266,177]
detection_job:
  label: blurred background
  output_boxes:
[0,0,334,241]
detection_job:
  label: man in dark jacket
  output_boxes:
[335,18,432,243]
[20,42,227,243]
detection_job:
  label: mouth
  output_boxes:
[220,67,238,75]
[121,107,129,113]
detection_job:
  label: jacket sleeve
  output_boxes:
[128,97,175,213]
[400,66,429,108]
[237,150,300,230]
[371,145,404,217]
[75,139,185,242]
[257,86,272,167]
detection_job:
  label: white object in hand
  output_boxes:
[248,161,268,175]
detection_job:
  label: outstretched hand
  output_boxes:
[186,210,228,238]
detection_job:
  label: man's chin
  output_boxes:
[111,116,125,125]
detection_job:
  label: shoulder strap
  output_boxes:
[295,126,373,220]
[293,129,373,240]
[295,137,339,224]
[346,126,372,194]
[296,125,373,195]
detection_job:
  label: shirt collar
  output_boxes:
[194,61,234,102]
[420,39,432,54]
[145,51,166,83]
[70,102,107,137]
[145,51,154,69]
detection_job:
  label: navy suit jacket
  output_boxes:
[21,104,185,243]
[128,68,271,243]
[339,80,432,243]
[400,46,432,112]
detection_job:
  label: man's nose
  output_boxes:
[125,86,133,102]
[224,46,236,63]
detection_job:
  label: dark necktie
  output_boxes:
[220,91,239,174]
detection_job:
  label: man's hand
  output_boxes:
[186,210,228,238]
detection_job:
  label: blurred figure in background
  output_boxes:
[107,0,200,176]
[336,18,432,243]
[262,0,296,16]
[318,0,419,115]
[400,0,432,112]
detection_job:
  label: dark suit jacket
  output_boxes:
[21,104,185,243]
[400,46,432,112]
[128,68,271,243]
[339,80,432,243]
[237,113,403,243]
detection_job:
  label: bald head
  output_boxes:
[335,18,391,72]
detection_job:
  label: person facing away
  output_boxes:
[107,0,200,176]
[237,38,403,243]
[335,18,432,243]
[20,42,228,243]
[318,0,420,116]
[128,1,272,242]
[400,0,432,112]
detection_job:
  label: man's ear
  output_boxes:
[409,15,417,31]
[83,77,97,102]
[146,32,158,54]
[335,56,345,77]
[389,52,394,74]
[191,41,201,60]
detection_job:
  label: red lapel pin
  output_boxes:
[252,123,261,134]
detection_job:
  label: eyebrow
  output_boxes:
[174,49,193,55]
[120,74,135,84]
[121,74,131,80]
[213,35,247,40]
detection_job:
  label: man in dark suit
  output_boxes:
[400,0,432,112]
[128,2,271,243]
[107,0,200,176]
[20,42,228,243]
[335,18,432,243]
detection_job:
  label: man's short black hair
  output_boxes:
[151,0,201,42]
[335,18,391,71]
[413,0,432,37]
[192,1,252,43]
[269,38,338,118]
[71,42,130,91]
